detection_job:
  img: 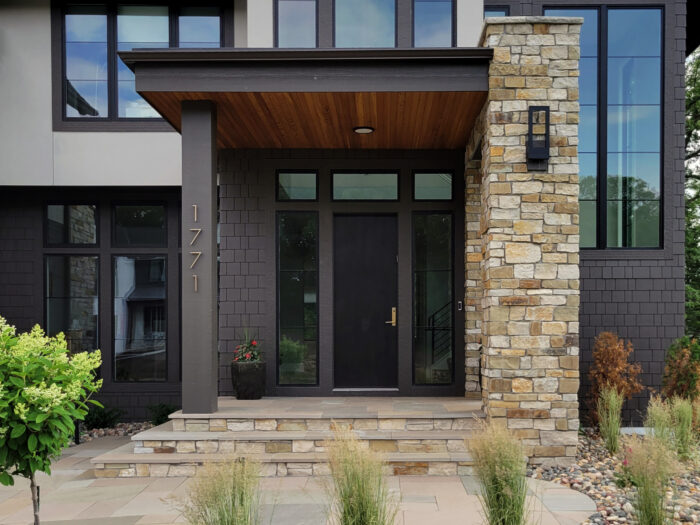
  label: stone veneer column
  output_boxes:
[478,17,582,464]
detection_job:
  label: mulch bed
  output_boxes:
[527,429,700,524]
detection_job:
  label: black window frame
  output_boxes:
[275,210,321,387]
[411,210,455,386]
[331,170,401,202]
[111,201,169,248]
[44,203,100,248]
[543,4,664,251]
[51,0,233,131]
[276,169,320,202]
[274,0,320,48]
[412,170,455,201]
[111,253,169,383]
[332,0,400,48]
[484,5,510,17]
[411,0,456,48]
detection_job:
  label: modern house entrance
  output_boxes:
[100,16,584,469]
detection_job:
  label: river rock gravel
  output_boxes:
[68,421,154,446]
[527,429,700,524]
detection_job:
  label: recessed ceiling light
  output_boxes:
[353,126,375,134]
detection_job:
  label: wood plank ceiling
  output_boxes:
[142,91,488,149]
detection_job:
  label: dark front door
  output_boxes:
[333,214,398,388]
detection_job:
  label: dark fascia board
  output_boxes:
[119,47,494,93]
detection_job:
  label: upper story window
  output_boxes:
[63,4,223,121]
[414,0,453,47]
[484,7,509,17]
[544,7,662,249]
[276,0,318,48]
[335,0,396,47]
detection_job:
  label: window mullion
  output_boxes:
[598,6,608,249]
[107,3,117,121]
[169,5,178,48]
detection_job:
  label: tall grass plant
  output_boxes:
[469,420,528,525]
[178,458,261,525]
[326,430,398,525]
[598,386,624,454]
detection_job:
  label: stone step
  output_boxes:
[172,415,484,433]
[92,442,475,478]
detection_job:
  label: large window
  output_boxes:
[45,256,99,354]
[414,0,453,47]
[544,7,662,248]
[413,213,453,385]
[276,0,317,47]
[113,256,167,382]
[277,212,319,385]
[62,4,223,120]
[335,0,396,48]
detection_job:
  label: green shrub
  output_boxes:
[178,458,260,525]
[147,403,179,426]
[670,397,696,461]
[84,404,124,430]
[624,436,678,525]
[279,336,305,365]
[326,430,398,525]
[0,317,102,525]
[469,421,528,525]
[662,336,700,400]
[598,386,624,454]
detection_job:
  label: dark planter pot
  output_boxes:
[231,361,266,400]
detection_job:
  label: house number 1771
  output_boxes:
[190,204,202,292]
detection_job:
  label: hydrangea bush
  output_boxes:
[0,317,102,524]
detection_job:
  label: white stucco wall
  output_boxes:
[457,0,484,47]
[53,133,182,186]
[0,0,54,185]
[246,0,273,47]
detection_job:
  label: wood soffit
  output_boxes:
[120,48,492,149]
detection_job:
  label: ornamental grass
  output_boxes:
[469,420,528,525]
[623,436,679,525]
[597,385,624,454]
[645,396,697,461]
[325,430,398,525]
[177,458,261,525]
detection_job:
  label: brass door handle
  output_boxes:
[385,307,397,327]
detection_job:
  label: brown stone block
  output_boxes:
[519,279,541,289]
[521,65,548,76]
[490,88,516,100]
[490,266,514,279]
[392,462,428,476]
[490,64,522,76]
[502,296,532,306]
[490,182,512,194]
[489,76,505,88]
[266,441,293,453]
[512,378,533,392]
[370,440,399,453]
[530,321,542,336]
[534,23,549,34]
[559,378,579,393]
[506,408,550,419]
[512,429,540,439]
[564,370,579,378]
[154,447,176,454]
[489,378,513,392]
[532,445,566,457]
[553,306,578,321]
[550,336,565,348]
[559,356,578,369]
[505,76,526,88]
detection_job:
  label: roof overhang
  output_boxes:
[119,48,492,149]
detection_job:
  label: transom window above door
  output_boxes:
[61,3,225,122]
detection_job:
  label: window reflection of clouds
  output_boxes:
[335,0,395,48]
[278,0,317,48]
[414,1,451,47]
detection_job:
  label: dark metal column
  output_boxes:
[181,100,218,414]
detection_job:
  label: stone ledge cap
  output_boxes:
[479,16,584,47]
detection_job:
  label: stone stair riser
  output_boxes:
[94,460,475,479]
[133,438,470,455]
[173,418,479,433]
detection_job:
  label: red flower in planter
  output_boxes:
[234,356,239,361]
[251,340,257,346]
[245,353,251,359]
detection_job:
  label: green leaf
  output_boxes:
[35,413,49,423]
[10,425,25,439]
[27,434,37,452]
[87,399,104,408]
[8,376,23,388]
[38,434,52,446]
[0,472,14,486]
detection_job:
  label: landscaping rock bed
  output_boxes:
[528,429,700,524]
[69,421,153,446]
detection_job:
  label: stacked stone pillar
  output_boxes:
[478,17,582,464]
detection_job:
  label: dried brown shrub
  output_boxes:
[588,332,644,414]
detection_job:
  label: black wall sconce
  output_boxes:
[527,106,550,171]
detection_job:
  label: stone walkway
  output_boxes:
[0,437,596,525]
